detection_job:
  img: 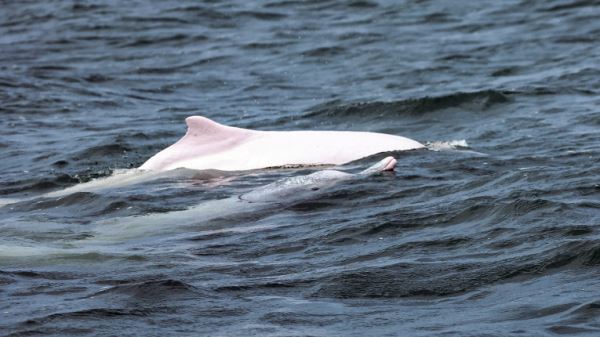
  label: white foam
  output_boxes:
[426,139,470,151]
[0,198,20,208]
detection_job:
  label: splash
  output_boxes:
[425,139,469,151]
[425,140,488,156]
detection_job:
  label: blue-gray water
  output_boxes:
[1,1,599,336]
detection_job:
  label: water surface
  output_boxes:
[1,1,599,336]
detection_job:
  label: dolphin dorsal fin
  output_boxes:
[185,116,236,137]
[140,116,253,170]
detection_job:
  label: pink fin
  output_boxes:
[184,116,246,138]
[140,116,254,170]
[178,116,256,148]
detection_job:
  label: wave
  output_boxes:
[304,90,512,119]
[312,240,600,299]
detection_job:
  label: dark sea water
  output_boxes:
[1,0,599,336]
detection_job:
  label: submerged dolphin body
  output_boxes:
[140,116,423,171]
[91,156,398,242]
[0,157,397,260]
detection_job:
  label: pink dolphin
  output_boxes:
[140,116,423,171]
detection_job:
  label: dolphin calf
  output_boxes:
[241,155,396,203]
[140,116,423,171]
[90,156,398,242]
